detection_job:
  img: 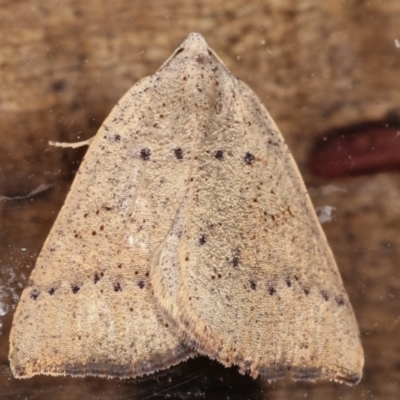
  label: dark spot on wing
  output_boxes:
[140,148,151,160]
[232,257,239,268]
[250,281,256,290]
[71,284,80,294]
[114,282,122,292]
[199,234,206,245]
[174,147,183,160]
[269,287,276,296]
[196,55,205,64]
[244,152,255,165]
[48,288,56,295]
[215,150,224,160]
[138,281,145,289]
[114,134,121,141]
[30,289,40,300]
[94,273,100,284]
[335,295,345,306]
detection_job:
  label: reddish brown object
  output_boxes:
[309,119,400,179]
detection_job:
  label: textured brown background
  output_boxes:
[1,0,400,399]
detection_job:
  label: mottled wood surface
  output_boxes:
[1,0,399,398]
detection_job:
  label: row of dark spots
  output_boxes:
[30,288,56,298]
[140,148,184,161]
[82,206,113,219]
[139,147,255,165]
[265,277,346,306]
[267,284,341,304]
[267,139,280,146]
[30,287,56,298]
[78,224,105,237]
[94,269,148,289]
[70,282,146,293]
[284,277,309,297]
[30,277,146,299]
[30,288,56,300]
[215,150,255,165]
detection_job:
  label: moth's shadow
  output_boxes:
[123,356,262,400]
[0,357,260,400]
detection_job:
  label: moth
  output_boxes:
[9,33,363,384]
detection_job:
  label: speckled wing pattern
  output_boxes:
[9,33,363,384]
[150,34,364,384]
[8,41,204,378]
